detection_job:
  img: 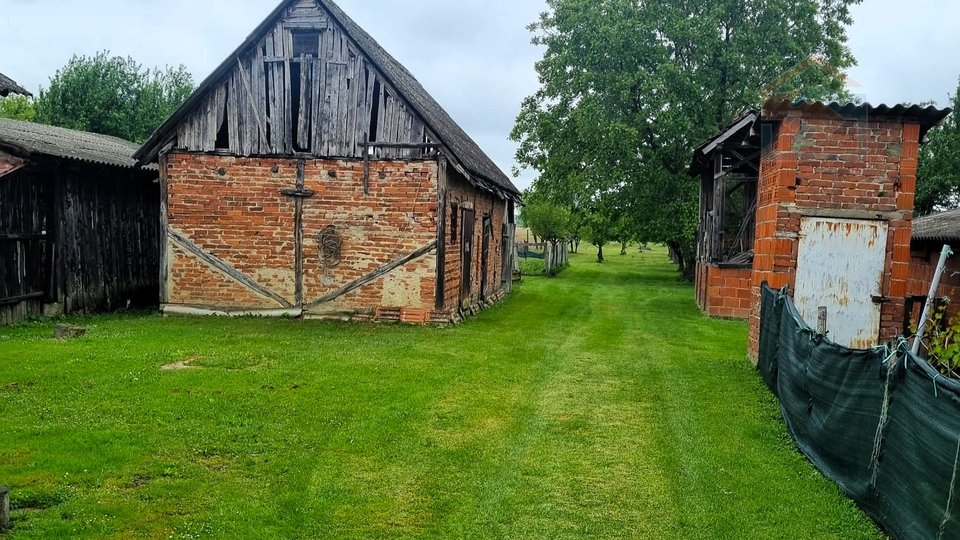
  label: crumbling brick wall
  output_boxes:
[747,113,918,360]
[696,265,753,319]
[441,173,508,315]
[165,153,440,321]
[164,152,511,323]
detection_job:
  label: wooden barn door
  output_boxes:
[460,208,475,304]
[0,174,50,323]
[480,216,492,300]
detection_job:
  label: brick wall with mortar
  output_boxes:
[300,158,439,322]
[907,246,960,330]
[441,173,508,315]
[747,113,919,361]
[165,153,510,323]
[166,154,299,309]
[696,265,753,319]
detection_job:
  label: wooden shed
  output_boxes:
[0,119,160,324]
[135,0,521,323]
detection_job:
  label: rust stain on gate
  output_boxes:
[795,217,888,349]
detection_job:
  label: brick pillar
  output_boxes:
[746,109,918,362]
[748,117,801,360]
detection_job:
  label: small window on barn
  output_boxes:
[215,89,231,150]
[290,30,320,152]
[292,31,320,58]
[451,203,459,242]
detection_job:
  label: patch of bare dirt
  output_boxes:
[161,356,204,371]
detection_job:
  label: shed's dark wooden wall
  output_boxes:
[174,0,434,160]
[0,159,160,324]
[0,172,47,324]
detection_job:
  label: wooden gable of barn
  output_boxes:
[159,0,436,161]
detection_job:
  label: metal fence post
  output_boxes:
[913,244,954,356]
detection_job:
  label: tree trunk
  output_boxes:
[597,244,604,263]
[620,241,628,255]
[667,240,695,281]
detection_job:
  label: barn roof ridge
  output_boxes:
[0,118,154,170]
[0,71,32,97]
[134,0,519,198]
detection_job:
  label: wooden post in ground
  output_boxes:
[545,242,551,274]
[1,485,10,532]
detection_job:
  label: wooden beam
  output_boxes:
[0,233,46,241]
[293,160,305,306]
[715,151,761,181]
[159,153,170,304]
[162,305,303,318]
[304,241,438,310]
[363,142,442,149]
[0,292,44,306]
[236,57,270,144]
[727,149,761,172]
[168,228,294,309]
[435,156,448,311]
[363,135,371,195]
[797,207,908,222]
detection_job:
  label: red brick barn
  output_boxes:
[135,0,520,323]
[690,100,952,358]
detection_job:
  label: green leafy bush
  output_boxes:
[925,303,960,378]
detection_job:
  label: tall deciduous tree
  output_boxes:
[522,197,574,245]
[35,51,194,144]
[917,79,960,215]
[513,0,860,278]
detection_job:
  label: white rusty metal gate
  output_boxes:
[794,217,888,349]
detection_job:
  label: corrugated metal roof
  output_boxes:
[913,209,960,243]
[764,99,952,140]
[0,119,147,169]
[692,100,954,176]
[0,72,31,97]
[136,0,519,199]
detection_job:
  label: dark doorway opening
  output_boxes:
[460,208,475,305]
[480,216,491,300]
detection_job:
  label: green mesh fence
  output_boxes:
[759,283,960,540]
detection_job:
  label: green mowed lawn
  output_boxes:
[0,247,880,539]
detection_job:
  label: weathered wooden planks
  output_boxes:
[296,60,311,149]
[1,161,160,325]
[173,1,430,161]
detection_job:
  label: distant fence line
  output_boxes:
[759,283,960,540]
[517,240,568,276]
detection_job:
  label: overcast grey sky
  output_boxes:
[2,0,958,191]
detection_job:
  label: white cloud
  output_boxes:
[3,0,958,192]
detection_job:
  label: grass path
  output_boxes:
[0,247,880,538]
